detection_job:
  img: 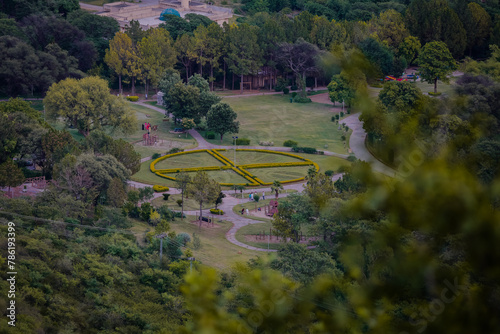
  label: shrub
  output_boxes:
[347,155,357,162]
[283,140,298,147]
[192,232,201,250]
[152,153,161,159]
[210,209,224,215]
[341,135,346,141]
[259,141,274,146]
[236,138,250,145]
[294,97,312,103]
[274,86,283,92]
[345,126,349,131]
[253,194,260,202]
[167,147,184,154]
[291,84,298,90]
[153,185,169,192]
[335,114,340,120]
[176,199,183,207]
[126,96,139,102]
[318,151,324,155]
[325,170,334,176]
[291,92,298,99]
[428,92,442,96]
[283,87,290,94]
[176,232,191,246]
[162,193,170,200]
[291,146,317,154]
[206,131,216,139]
[340,111,344,117]
[331,116,336,122]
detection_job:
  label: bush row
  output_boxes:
[153,185,169,192]
[210,209,224,215]
[283,140,298,147]
[259,141,274,146]
[236,138,250,145]
[126,96,139,102]
[235,149,307,161]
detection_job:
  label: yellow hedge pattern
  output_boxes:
[149,149,321,186]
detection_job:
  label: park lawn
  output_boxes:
[247,166,311,184]
[154,151,224,169]
[129,216,260,269]
[235,220,316,250]
[131,161,178,188]
[204,94,348,153]
[228,189,297,200]
[151,193,215,211]
[170,216,260,269]
[217,149,304,165]
[413,79,455,96]
[299,153,352,173]
[232,197,292,222]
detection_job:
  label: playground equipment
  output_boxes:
[265,200,279,217]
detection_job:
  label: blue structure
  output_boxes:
[159,8,181,21]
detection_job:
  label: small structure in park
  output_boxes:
[143,133,159,146]
[265,200,279,217]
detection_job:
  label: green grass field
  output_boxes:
[154,151,224,169]
[129,216,261,269]
[247,166,311,183]
[217,149,304,165]
[203,94,349,153]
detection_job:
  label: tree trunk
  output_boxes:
[199,202,203,229]
[434,78,438,94]
[240,74,244,94]
[223,61,226,90]
[315,76,317,89]
[181,189,184,221]
[232,73,235,90]
[118,74,122,95]
[220,133,223,143]
[301,72,306,97]
[185,64,189,82]
[132,76,136,96]
[210,64,214,91]
[199,54,203,76]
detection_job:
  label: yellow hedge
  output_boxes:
[210,209,224,215]
[153,185,169,192]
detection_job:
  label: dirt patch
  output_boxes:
[244,234,319,244]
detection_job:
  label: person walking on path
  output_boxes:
[262,191,265,200]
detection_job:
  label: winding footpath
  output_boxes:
[131,94,394,252]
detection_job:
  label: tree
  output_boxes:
[205,23,223,91]
[358,37,394,76]
[167,83,201,124]
[378,80,424,114]
[271,180,283,199]
[191,24,209,76]
[124,20,146,45]
[107,177,127,207]
[175,172,191,221]
[206,103,239,143]
[214,192,226,209]
[158,69,182,109]
[398,35,421,65]
[272,193,312,242]
[187,171,220,228]
[138,28,177,98]
[105,32,134,95]
[226,23,263,93]
[371,9,409,50]
[405,0,466,58]
[328,73,355,106]
[175,34,195,81]
[43,76,136,137]
[181,118,196,137]
[160,14,191,40]
[0,160,25,194]
[278,38,320,97]
[416,41,457,94]
[463,3,491,56]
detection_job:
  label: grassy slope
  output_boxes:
[205,94,349,153]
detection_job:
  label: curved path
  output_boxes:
[131,98,392,252]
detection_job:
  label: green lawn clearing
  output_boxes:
[204,94,349,153]
[247,166,311,184]
[154,151,224,170]
[217,149,304,165]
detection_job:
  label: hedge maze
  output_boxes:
[150,149,319,186]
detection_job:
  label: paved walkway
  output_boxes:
[342,113,395,176]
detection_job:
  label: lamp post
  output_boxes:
[232,136,238,167]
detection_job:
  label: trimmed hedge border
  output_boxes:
[149,149,319,186]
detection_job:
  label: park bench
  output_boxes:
[199,216,212,223]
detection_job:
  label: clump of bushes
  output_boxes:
[325,170,334,176]
[283,140,298,147]
[428,92,442,96]
[206,131,216,139]
[162,193,170,200]
[291,84,298,91]
[283,87,290,94]
[176,232,191,246]
[210,209,224,215]
[153,185,169,192]
[152,153,161,159]
[291,146,317,154]
[176,199,183,207]
[259,141,274,146]
[126,96,139,102]
[167,147,183,154]
[347,156,357,162]
[236,138,250,145]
